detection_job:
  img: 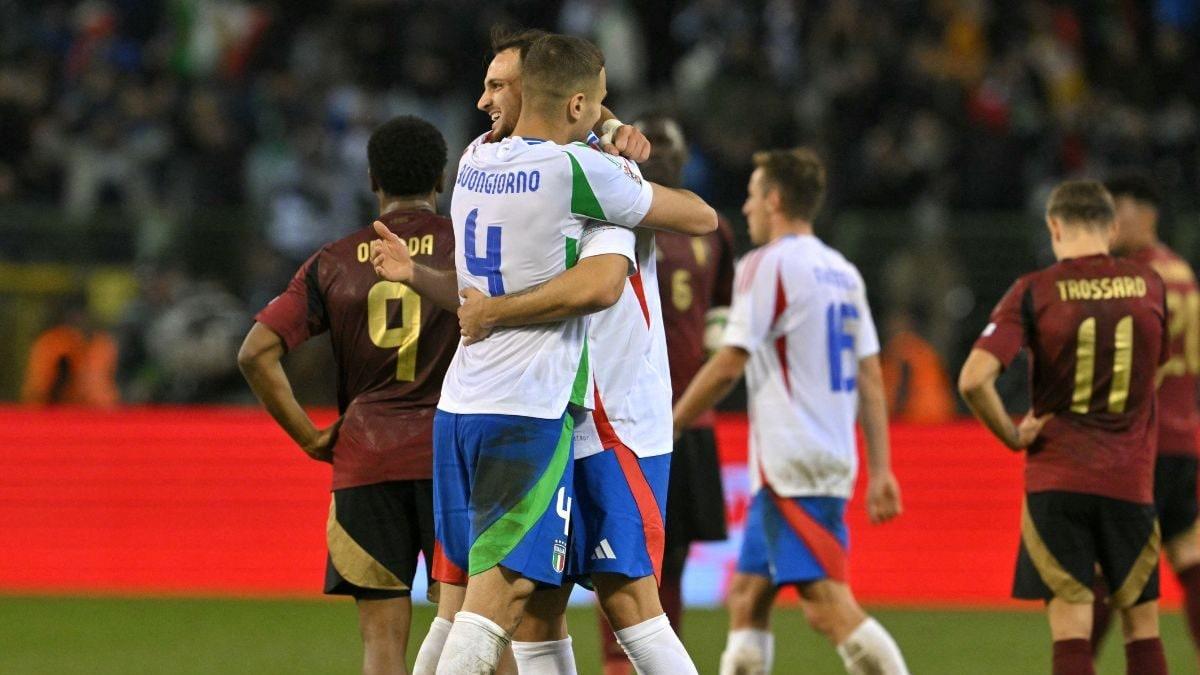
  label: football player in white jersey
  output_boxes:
[448,32,712,675]
[456,146,686,675]
[373,35,714,675]
[673,148,909,675]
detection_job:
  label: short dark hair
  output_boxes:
[367,115,447,197]
[489,26,549,62]
[521,34,605,113]
[1104,172,1161,209]
[753,148,827,220]
[1046,180,1116,227]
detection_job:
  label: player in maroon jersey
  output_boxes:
[583,113,736,675]
[238,116,457,675]
[1087,173,1200,659]
[959,180,1170,675]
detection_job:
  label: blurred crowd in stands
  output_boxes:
[3,0,1198,406]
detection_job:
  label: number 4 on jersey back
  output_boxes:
[465,208,505,296]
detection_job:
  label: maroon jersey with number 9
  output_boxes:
[256,209,458,489]
[974,253,1168,504]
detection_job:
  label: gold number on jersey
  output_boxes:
[1162,290,1200,377]
[357,242,370,263]
[367,281,421,381]
[1071,315,1134,414]
[671,269,693,311]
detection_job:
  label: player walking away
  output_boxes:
[1090,173,1200,659]
[372,34,714,675]
[674,148,908,675]
[581,113,735,675]
[959,180,1170,675]
[237,116,456,675]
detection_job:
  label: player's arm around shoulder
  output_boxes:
[642,183,718,236]
[566,143,716,236]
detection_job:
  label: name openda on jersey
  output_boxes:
[455,166,541,195]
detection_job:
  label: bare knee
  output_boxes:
[798,581,866,644]
[512,586,573,642]
[460,566,538,635]
[594,574,663,631]
[1119,601,1160,643]
[358,596,411,641]
[357,596,412,674]
[1046,598,1093,641]
[727,574,775,629]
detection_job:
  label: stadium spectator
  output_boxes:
[1,1,1198,404]
[880,312,956,425]
[21,296,119,408]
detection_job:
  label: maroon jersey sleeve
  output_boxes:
[711,216,736,308]
[973,275,1031,368]
[255,250,328,350]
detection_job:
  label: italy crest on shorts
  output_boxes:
[552,539,568,573]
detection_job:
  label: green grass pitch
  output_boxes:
[0,595,1194,673]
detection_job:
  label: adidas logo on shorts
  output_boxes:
[591,538,617,560]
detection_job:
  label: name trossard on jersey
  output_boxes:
[436,133,653,420]
[723,234,880,499]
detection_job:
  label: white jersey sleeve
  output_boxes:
[561,144,653,228]
[579,223,637,271]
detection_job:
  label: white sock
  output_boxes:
[435,611,510,675]
[835,617,910,675]
[613,614,698,675]
[413,617,452,675]
[511,637,577,674]
[718,628,774,675]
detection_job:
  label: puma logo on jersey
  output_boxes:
[591,538,617,560]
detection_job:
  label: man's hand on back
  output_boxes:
[370,220,413,282]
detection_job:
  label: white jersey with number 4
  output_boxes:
[437,134,652,420]
[723,234,880,498]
